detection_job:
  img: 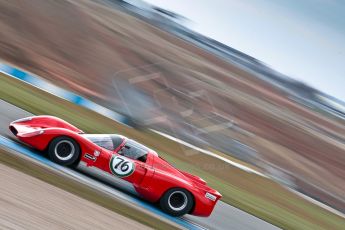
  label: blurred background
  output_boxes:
[0,0,344,229]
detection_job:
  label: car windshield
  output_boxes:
[83,134,123,151]
[118,139,148,162]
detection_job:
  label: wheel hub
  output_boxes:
[168,191,188,211]
[54,140,75,161]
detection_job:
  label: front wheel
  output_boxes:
[159,188,194,216]
[48,136,80,166]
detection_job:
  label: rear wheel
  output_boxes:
[160,188,194,216]
[48,136,80,166]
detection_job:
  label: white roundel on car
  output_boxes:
[110,155,135,177]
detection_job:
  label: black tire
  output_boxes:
[159,188,194,216]
[48,136,80,166]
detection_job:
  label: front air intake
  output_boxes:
[9,125,18,136]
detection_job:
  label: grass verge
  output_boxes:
[1,73,344,229]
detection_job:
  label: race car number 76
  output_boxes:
[110,155,135,177]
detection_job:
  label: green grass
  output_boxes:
[1,73,344,229]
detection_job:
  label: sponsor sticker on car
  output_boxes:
[205,192,217,201]
[84,153,97,161]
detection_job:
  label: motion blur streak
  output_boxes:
[0,62,264,177]
[1,0,344,212]
[0,0,345,229]
[0,63,128,125]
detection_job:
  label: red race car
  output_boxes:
[9,115,221,217]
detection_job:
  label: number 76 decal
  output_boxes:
[110,155,135,177]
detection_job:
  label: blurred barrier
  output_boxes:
[0,63,130,125]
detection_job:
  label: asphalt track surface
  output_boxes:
[0,99,279,230]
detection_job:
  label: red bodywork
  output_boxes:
[9,115,221,216]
